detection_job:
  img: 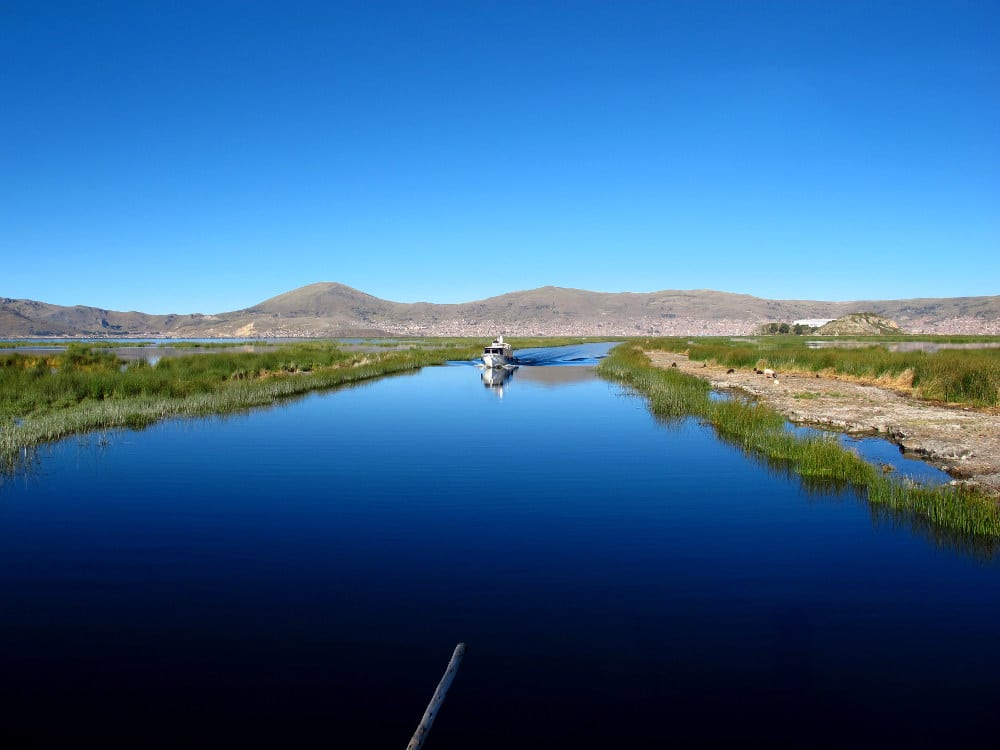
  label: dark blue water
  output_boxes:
[1,356,998,748]
[512,341,612,366]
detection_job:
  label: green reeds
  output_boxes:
[597,343,1000,539]
[1,337,604,471]
[0,341,482,470]
[639,335,1000,408]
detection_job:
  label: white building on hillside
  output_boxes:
[793,318,835,328]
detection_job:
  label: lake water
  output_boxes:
[1,347,998,748]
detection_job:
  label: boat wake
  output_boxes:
[511,342,614,367]
[462,342,617,397]
[454,342,615,372]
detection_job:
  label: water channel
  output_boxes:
[1,345,998,747]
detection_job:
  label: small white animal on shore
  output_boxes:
[763,368,775,378]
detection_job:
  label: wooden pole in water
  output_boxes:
[406,643,466,750]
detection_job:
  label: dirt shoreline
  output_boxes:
[646,351,1000,497]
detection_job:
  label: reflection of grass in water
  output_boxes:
[866,500,999,561]
[598,344,1000,543]
[640,335,1000,408]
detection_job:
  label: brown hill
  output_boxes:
[2,285,999,338]
[815,313,903,336]
[0,297,214,337]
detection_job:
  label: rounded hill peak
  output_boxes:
[815,313,903,335]
[249,283,379,315]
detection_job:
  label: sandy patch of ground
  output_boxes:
[646,351,1000,497]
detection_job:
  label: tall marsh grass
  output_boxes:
[639,336,1000,407]
[597,343,1000,540]
[1,337,606,471]
[0,341,482,470]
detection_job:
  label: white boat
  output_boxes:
[482,335,516,369]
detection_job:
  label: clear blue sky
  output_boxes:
[2,0,997,314]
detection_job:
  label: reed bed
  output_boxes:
[597,343,1000,539]
[0,341,482,470]
[639,336,1000,408]
[2,338,612,471]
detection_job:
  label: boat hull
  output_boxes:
[482,353,514,368]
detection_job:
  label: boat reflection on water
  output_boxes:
[480,365,515,397]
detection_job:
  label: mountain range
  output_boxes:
[2,283,999,338]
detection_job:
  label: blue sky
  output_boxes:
[2,0,997,314]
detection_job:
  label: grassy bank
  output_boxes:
[0,341,484,470]
[597,343,1000,540]
[639,336,1000,408]
[1,337,609,471]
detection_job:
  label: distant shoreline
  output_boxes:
[4,283,999,338]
